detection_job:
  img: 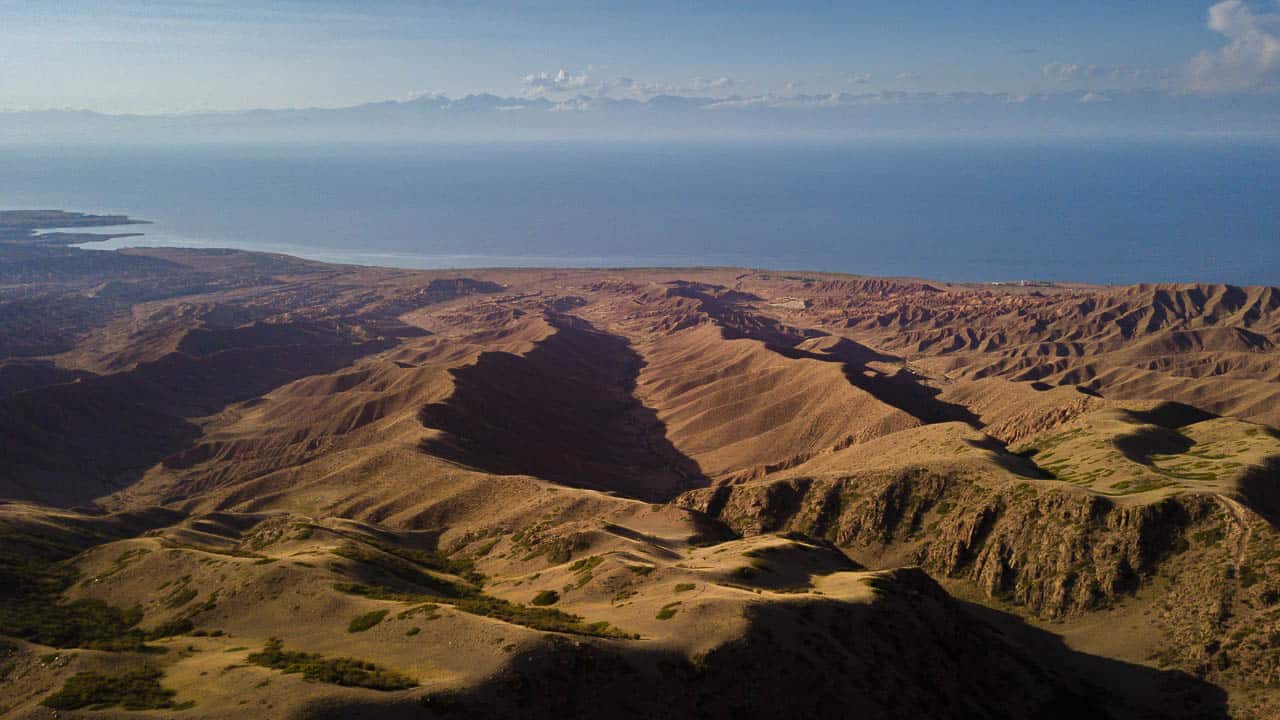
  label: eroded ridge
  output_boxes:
[1,242,1278,718]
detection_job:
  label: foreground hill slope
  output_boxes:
[2,227,1278,718]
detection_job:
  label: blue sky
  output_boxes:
[0,0,1276,114]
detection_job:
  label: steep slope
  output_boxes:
[632,324,920,478]
[0,502,1223,720]
[420,315,703,501]
[5,248,1280,718]
[767,279,1280,427]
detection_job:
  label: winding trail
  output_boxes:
[1214,494,1253,576]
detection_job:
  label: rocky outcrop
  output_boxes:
[681,470,1220,619]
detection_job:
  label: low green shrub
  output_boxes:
[347,609,388,633]
[247,638,417,690]
[1194,526,1226,547]
[0,597,152,651]
[334,583,633,638]
[331,543,473,597]
[341,538,482,585]
[453,594,634,638]
[163,587,198,609]
[41,667,183,710]
[568,556,603,574]
[531,590,559,606]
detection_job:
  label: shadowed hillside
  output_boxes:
[3,233,1280,718]
[420,315,705,501]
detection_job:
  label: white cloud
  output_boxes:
[688,76,736,92]
[896,72,921,82]
[609,76,655,97]
[844,72,873,85]
[522,68,595,96]
[1042,62,1171,84]
[1188,0,1280,92]
[606,75,738,99]
[1079,91,1112,104]
[703,92,835,110]
[403,91,449,104]
[702,90,951,111]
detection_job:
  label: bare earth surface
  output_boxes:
[3,212,1280,718]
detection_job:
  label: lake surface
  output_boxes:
[3,139,1278,285]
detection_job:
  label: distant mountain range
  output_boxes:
[4,89,1279,142]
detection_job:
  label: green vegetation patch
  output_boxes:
[98,548,151,580]
[361,537,482,585]
[329,526,635,638]
[335,582,427,602]
[568,556,603,574]
[656,602,681,620]
[0,595,191,651]
[332,543,474,598]
[1105,475,1167,495]
[519,534,589,565]
[396,603,441,621]
[453,594,633,638]
[347,609,389,633]
[247,638,416,691]
[396,602,442,620]
[41,667,186,711]
[1149,460,1219,482]
[334,583,634,638]
[531,590,560,606]
[0,540,199,652]
[1240,566,1263,588]
[164,587,198,609]
[674,583,695,593]
[472,539,500,557]
[1194,525,1226,547]
[565,556,603,590]
[1015,428,1085,457]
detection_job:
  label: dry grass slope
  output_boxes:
[2,242,1278,718]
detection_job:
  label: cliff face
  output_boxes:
[680,471,1221,619]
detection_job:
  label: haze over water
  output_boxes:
[4,138,1278,286]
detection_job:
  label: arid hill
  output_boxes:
[2,218,1278,718]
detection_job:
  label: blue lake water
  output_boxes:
[2,139,1278,285]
